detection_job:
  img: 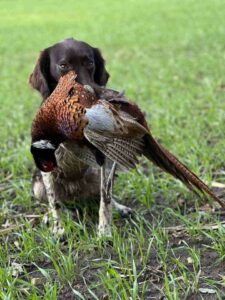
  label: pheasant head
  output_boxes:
[30,139,58,172]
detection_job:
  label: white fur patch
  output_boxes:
[33,180,46,201]
[32,140,56,150]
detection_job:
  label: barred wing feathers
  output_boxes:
[84,101,148,169]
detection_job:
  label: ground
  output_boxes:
[0,0,225,299]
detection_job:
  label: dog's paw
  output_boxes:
[98,224,112,238]
[119,206,133,218]
[52,220,65,236]
[113,201,133,218]
[97,227,113,247]
[42,213,65,236]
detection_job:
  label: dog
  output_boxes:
[30,38,132,234]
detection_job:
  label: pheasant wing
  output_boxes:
[84,128,144,169]
[83,101,148,169]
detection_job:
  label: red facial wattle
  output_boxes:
[41,161,54,172]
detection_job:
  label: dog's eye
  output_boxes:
[86,61,94,69]
[59,63,67,69]
[84,60,94,68]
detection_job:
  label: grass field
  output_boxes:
[0,0,225,298]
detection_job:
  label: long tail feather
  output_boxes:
[144,134,225,209]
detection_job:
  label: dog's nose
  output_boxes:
[75,72,90,86]
[76,74,85,84]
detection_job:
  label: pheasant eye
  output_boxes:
[69,87,75,97]
[42,161,54,172]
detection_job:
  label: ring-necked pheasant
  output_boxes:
[31,71,225,237]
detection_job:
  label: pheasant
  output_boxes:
[31,71,225,237]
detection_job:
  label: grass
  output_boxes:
[0,0,225,298]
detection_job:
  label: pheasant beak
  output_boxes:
[53,167,63,173]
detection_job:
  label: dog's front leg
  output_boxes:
[98,164,113,238]
[41,172,64,235]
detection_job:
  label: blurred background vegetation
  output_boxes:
[0,0,224,298]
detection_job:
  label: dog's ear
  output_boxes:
[29,49,51,99]
[93,48,110,86]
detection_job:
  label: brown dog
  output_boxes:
[30,38,131,234]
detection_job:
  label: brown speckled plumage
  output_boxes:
[32,73,97,143]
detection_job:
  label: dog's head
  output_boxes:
[29,38,109,99]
